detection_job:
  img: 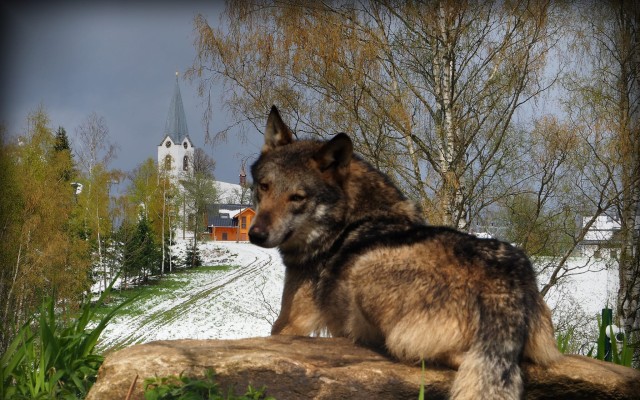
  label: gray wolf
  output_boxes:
[249,106,561,399]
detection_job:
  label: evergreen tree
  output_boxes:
[54,126,71,152]
[122,214,161,284]
[128,158,178,276]
[53,126,75,182]
[118,221,138,288]
[184,240,202,268]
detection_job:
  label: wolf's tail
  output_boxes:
[450,292,561,399]
[450,345,523,400]
[450,293,527,400]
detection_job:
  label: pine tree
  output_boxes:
[122,215,161,284]
[118,221,138,288]
[54,126,71,152]
[53,126,75,182]
[184,240,202,268]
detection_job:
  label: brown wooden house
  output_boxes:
[206,204,255,241]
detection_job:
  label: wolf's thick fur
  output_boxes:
[249,106,561,399]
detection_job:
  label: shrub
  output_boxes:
[1,279,135,399]
[184,241,203,268]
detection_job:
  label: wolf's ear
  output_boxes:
[313,133,353,178]
[263,105,294,153]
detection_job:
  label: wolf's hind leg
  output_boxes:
[384,312,470,368]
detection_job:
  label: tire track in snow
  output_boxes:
[99,243,280,350]
[114,255,273,347]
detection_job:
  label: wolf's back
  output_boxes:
[337,226,560,399]
[251,106,561,400]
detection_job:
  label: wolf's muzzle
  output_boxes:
[248,225,268,246]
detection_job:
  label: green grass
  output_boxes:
[555,327,575,354]
[557,314,635,368]
[195,265,234,272]
[1,277,136,399]
[143,368,275,400]
[418,359,425,400]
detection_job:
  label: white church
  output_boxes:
[157,73,195,181]
[156,73,245,202]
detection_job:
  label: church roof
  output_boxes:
[164,72,189,140]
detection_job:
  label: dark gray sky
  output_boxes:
[1,1,262,186]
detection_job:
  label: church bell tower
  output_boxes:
[158,72,194,180]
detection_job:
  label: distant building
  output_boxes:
[157,72,194,181]
[579,215,622,259]
[206,204,255,241]
[155,73,255,240]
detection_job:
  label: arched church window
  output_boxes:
[164,155,172,170]
[183,141,188,149]
[165,140,171,148]
[183,155,189,171]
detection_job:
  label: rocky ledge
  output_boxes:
[87,336,640,399]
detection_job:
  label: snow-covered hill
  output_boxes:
[97,239,616,355]
[215,180,250,204]
[97,240,283,351]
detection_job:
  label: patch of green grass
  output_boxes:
[144,368,275,400]
[555,327,575,354]
[193,265,233,273]
[91,265,235,321]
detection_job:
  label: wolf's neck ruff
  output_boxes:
[249,106,561,400]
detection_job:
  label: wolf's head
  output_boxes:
[248,106,353,253]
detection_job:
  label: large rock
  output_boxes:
[87,336,640,400]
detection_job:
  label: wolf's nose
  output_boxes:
[248,225,268,246]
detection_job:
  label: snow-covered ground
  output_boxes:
[539,256,619,352]
[97,237,618,354]
[215,180,246,203]
[542,256,619,318]
[97,240,284,351]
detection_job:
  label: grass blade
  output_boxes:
[419,359,425,400]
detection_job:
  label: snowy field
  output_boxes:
[97,238,616,353]
[540,256,618,321]
[97,240,284,351]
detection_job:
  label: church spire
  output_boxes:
[164,72,189,139]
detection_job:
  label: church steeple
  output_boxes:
[164,72,189,139]
[158,73,195,182]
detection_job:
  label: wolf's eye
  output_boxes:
[289,193,306,202]
[259,183,269,192]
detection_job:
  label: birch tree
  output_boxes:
[128,158,178,276]
[180,148,217,266]
[563,0,640,365]
[189,0,560,229]
[158,160,178,274]
[75,112,118,292]
[0,110,90,353]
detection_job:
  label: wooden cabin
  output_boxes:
[206,204,255,241]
